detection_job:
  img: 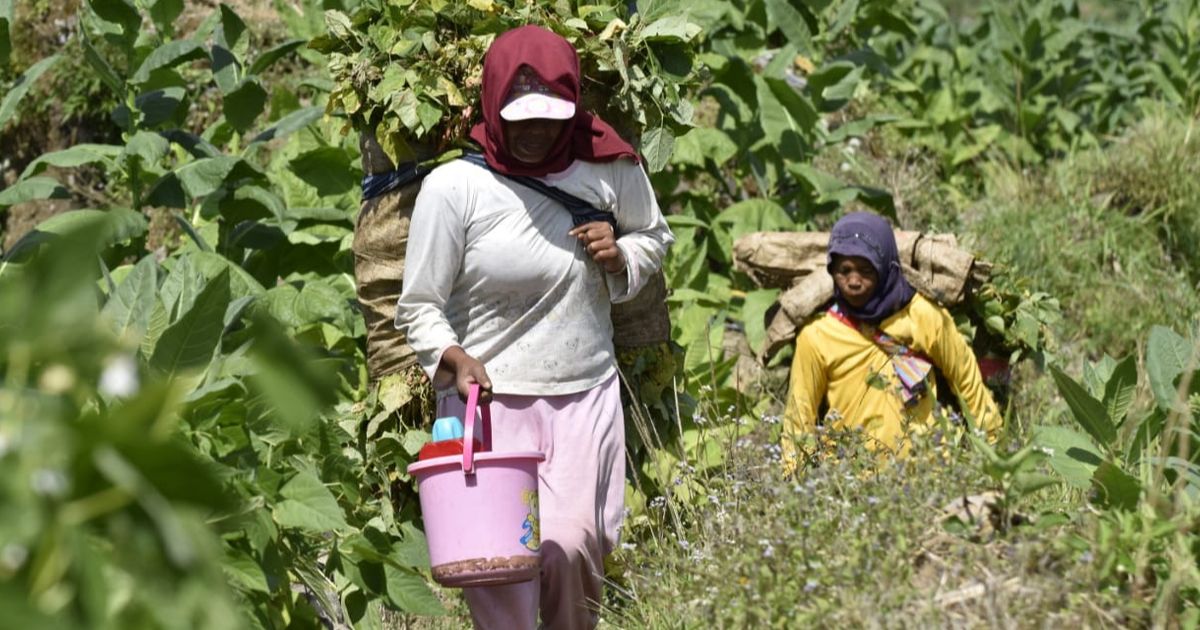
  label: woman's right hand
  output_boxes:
[439,346,493,403]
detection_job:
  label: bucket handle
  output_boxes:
[462,383,492,475]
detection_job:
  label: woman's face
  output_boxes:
[831,254,879,309]
[503,118,568,164]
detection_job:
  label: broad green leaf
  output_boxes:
[394,522,431,568]
[0,176,69,208]
[140,298,169,358]
[162,129,220,158]
[223,550,269,594]
[160,254,203,320]
[764,0,813,51]
[742,288,780,354]
[670,127,737,168]
[249,106,322,145]
[131,40,205,86]
[1102,355,1138,428]
[384,566,443,615]
[755,75,812,145]
[295,280,346,323]
[1091,462,1141,511]
[1082,355,1118,398]
[82,33,123,95]
[273,471,349,533]
[951,124,1003,166]
[715,199,792,236]
[639,15,701,42]
[218,184,285,223]
[324,10,357,45]
[248,39,305,76]
[639,127,675,173]
[149,270,231,376]
[378,372,415,414]
[212,5,248,93]
[289,147,357,196]
[0,54,60,129]
[217,4,249,55]
[191,251,266,299]
[1032,425,1103,488]
[172,212,212,252]
[766,75,819,137]
[147,0,183,36]
[175,156,251,199]
[1126,407,1167,465]
[19,144,121,179]
[115,87,188,129]
[122,131,169,167]
[4,208,147,262]
[89,0,140,37]
[91,447,196,567]
[260,284,302,327]
[1146,325,1192,412]
[1012,472,1058,496]
[224,78,268,132]
[1050,365,1116,447]
[102,255,159,343]
[807,61,863,111]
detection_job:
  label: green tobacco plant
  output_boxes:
[1,1,446,626]
[658,0,913,395]
[317,0,701,170]
[874,0,1200,181]
[1036,325,1200,510]
[964,434,1059,533]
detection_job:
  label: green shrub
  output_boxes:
[969,148,1200,357]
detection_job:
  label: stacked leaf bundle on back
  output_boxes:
[316,0,700,171]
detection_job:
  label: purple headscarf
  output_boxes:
[827,211,916,324]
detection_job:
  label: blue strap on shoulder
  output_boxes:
[361,160,432,201]
[459,152,618,233]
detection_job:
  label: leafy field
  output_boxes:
[1,0,1198,628]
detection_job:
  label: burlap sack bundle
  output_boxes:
[352,130,425,380]
[734,230,990,362]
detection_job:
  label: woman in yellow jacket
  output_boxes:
[782,212,1002,471]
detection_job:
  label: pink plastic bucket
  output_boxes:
[407,384,544,587]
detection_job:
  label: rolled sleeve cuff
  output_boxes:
[605,240,642,304]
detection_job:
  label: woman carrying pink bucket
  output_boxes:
[396,25,673,630]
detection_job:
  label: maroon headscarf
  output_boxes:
[469,25,638,177]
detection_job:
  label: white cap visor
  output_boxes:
[500,93,576,121]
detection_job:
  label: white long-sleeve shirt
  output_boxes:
[395,156,674,397]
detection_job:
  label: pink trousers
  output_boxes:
[437,372,626,630]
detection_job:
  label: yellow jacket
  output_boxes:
[782,294,1002,470]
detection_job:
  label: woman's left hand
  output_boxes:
[568,221,625,274]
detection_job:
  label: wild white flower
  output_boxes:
[1,544,28,571]
[620,542,637,552]
[31,468,68,497]
[848,137,862,150]
[99,355,139,398]
[39,364,75,394]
